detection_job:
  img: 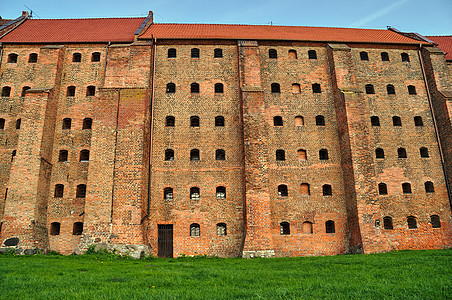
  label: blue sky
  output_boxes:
[1,0,451,35]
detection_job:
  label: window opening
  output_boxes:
[165,149,174,161]
[273,116,283,126]
[280,222,290,235]
[216,186,226,199]
[278,184,288,197]
[275,150,285,161]
[325,220,335,233]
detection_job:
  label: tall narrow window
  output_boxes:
[50,222,61,235]
[73,222,84,235]
[424,181,434,193]
[398,148,407,158]
[312,83,321,93]
[303,221,313,234]
[86,86,96,96]
[190,223,200,236]
[214,48,223,58]
[276,150,285,161]
[217,223,227,236]
[365,84,375,94]
[0,118,5,129]
[214,83,224,93]
[191,83,200,93]
[430,215,441,228]
[79,150,90,162]
[292,83,301,93]
[278,184,288,197]
[360,51,369,61]
[191,48,200,58]
[271,83,280,93]
[62,118,72,130]
[408,85,417,95]
[91,52,101,62]
[190,187,200,200]
[386,84,395,94]
[322,184,332,196]
[420,147,429,158]
[76,184,87,198]
[216,149,225,161]
[166,83,175,93]
[54,184,64,198]
[319,149,329,160]
[308,50,317,59]
[190,149,200,161]
[375,148,385,159]
[165,149,174,161]
[273,116,283,126]
[21,86,31,97]
[325,220,335,233]
[8,53,18,63]
[402,183,412,194]
[378,183,388,195]
[15,119,21,129]
[28,53,38,63]
[72,53,81,62]
[168,48,176,58]
[401,53,410,62]
[166,116,175,127]
[269,49,277,59]
[288,49,297,59]
[190,116,200,127]
[393,116,402,126]
[297,149,307,161]
[371,116,380,126]
[2,86,11,97]
[59,150,68,162]
[294,116,304,126]
[407,216,417,229]
[215,116,224,127]
[414,116,423,127]
[383,217,393,229]
[216,186,226,199]
[280,222,290,235]
[66,86,76,97]
[381,52,389,61]
[83,118,92,129]
[164,187,173,200]
[315,115,325,126]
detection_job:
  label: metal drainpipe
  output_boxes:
[418,44,452,208]
[0,45,3,66]
[102,42,111,87]
[147,37,157,216]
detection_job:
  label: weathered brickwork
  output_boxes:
[0,15,451,257]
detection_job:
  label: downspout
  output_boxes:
[418,44,452,208]
[101,42,111,87]
[0,44,3,66]
[147,36,157,216]
[110,88,121,225]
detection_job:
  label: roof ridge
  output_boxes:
[26,17,146,21]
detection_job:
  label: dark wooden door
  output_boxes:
[158,224,173,258]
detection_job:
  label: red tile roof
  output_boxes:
[140,23,428,44]
[426,36,452,60]
[0,18,146,43]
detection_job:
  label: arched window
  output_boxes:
[168,48,176,58]
[164,187,173,200]
[191,83,200,93]
[378,183,388,195]
[297,149,307,161]
[76,184,87,198]
[386,84,395,94]
[401,53,410,62]
[315,115,325,126]
[165,149,174,161]
[50,222,61,235]
[360,51,369,61]
[269,49,277,59]
[216,149,225,161]
[398,148,407,158]
[393,116,402,126]
[300,183,310,195]
[430,215,441,228]
[294,116,304,126]
[62,118,72,129]
[21,86,31,97]
[271,83,280,93]
[2,86,11,97]
[214,48,223,58]
[319,149,329,160]
[190,116,200,127]
[303,221,313,234]
[323,184,332,196]
[275,149,285,161]
[414,116,423,127]
[54,184,64,197]
[79,150,90,162]
[28,53,38,63]
[217,223,227,236]
[408,85,417,95]
[190,187,200,200]
[86,86,96,96]
[214,83,224,93]
[215,116,224,127]
[73,222,84,235]
[375,148,385,159]
[166,116,175,127]
[381,52,389,61]
[312,83,321,93]
[91,52,101,62]
[216,186,226,199]
[72,53,81,62]
[402,182,412,194]
[383,217,393,229]
[59,150,68,162]
[15,119,21,129]
[0,118,4,129]
[190,223,200,236]
[190,149,200,161]
[407,216,417,229]
[191,48,200,58]
[278,184,288,197]
[288,49,297,59]
[420,147,429,158]
[325,220,335,233]
[280,222,290,235]
[83,118,92,129]
[273,116,283,126]
[292,83,301,93]
[166,83,175,93]
[308,50,317,59]
[8,53,18,63]
[66,86,76,97]
[365,84,375,94]
[424,181,434,193]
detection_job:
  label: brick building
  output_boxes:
[0,11,451,258]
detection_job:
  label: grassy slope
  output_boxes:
[0,249,451,299]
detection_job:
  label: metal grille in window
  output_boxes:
[191,48,200,58]
[190,223,200,236]
[216,186,226,199]
[190,187,200,200]
[168,48,176,58]
[164,188,173,200]
[217,223,227,236]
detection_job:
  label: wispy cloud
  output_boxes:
[350,0,409,27]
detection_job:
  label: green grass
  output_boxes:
[0,249,451,299]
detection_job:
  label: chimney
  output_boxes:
[148,11,153,23]
[22,11,29,18]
